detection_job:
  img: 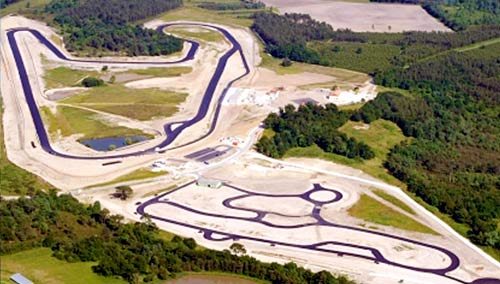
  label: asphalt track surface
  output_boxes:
[137,182,500,284]
[6,22,250,160]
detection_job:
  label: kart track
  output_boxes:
[137,181,499,284]
[6,22,249,159]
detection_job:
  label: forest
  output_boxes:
[353,43,500,250]
[252,12,500,73]
[253,11,500,253]
[44,0,183,56]
[256,103,375,160]
[0,191,354,284]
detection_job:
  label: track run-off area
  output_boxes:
[3,16,500,284]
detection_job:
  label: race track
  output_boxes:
[137,182,500,284]
[5,20,500,284]
[6,22,249,159]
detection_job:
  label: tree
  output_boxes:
[230,243,246,255]
[115,186,133,200]
[281,58,292,67]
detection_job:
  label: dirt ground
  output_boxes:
[261,0,452,33]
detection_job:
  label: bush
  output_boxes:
[82,77,104,87]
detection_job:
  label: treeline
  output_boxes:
[0,191,354,284]
[256,103,375,160]
[198,0,265,11]
[252,12,332,63]
[252,12,500,73]
[0,0,21,8]
[44,0,183,56]
[353,43,500,249]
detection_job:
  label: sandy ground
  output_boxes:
[261,0,452,33]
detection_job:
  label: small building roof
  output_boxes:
[10,273,33,284]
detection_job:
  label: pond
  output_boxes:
[165,274,260,284]
[79,135,148,151]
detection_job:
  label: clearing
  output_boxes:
[61,84,188,121]
[261,0,451,32]
[285,119,407,186]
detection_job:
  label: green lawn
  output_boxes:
[165,26,226,43]
[372,189,415,215]
[40,106,149,140]
[61,84,188,121]
[43,67,98,89]
[0,248,125,284]
[87,168,167,188]
[348,194,437,235]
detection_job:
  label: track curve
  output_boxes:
[6,22,249,159]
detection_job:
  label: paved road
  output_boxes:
[137,182,500,284]
[6,22,249,160]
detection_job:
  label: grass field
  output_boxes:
[348,194,437,234]
[372,188,415,215]
[125,66,192,77]
[43,67,98,89]
[44,66,191,90]
[40,106,148,140]
[285,119,407,186]
[158,6,256,27]
[87,168,167,188]
[259,51,370,85]
[61,84,188,121]
[0,248,125,284]
[166,26,226,43]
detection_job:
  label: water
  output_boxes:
[79,135,148,151]
[165,274,259,284]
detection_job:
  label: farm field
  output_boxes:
[261,0,451,32]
